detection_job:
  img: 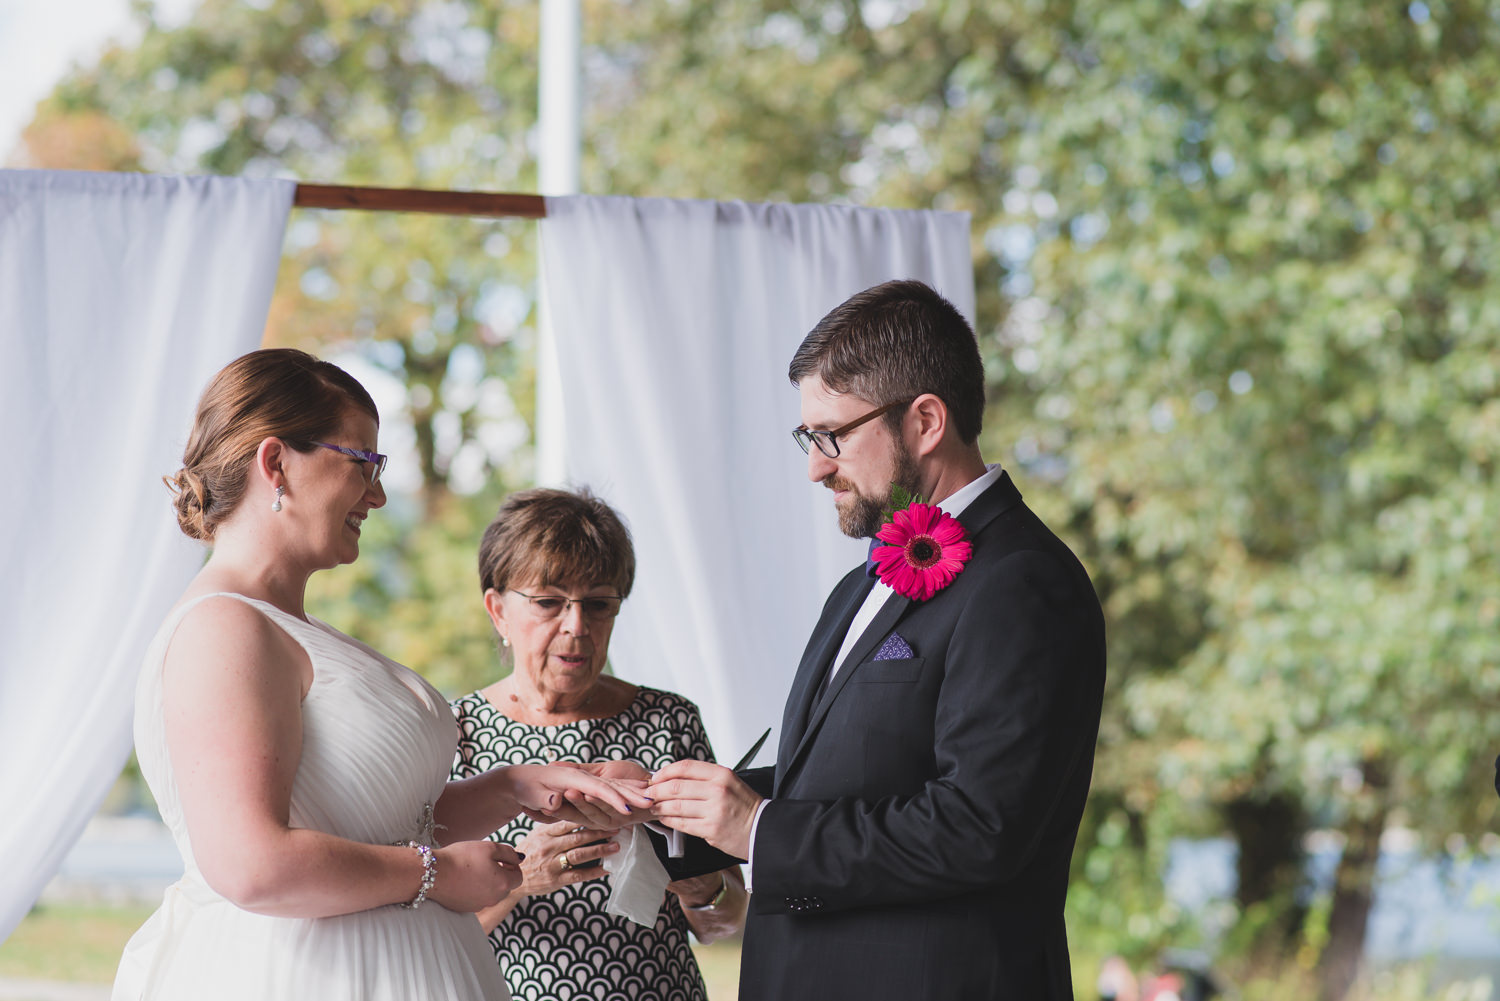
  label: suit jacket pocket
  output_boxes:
[853,656,924,683]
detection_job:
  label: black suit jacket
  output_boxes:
[738,471,1106,1001]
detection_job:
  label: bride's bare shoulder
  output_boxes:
[162,592,309,695]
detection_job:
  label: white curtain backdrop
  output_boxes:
[539,195,973,763]
[0,170,293,940]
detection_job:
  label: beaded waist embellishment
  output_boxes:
[410,802,439,847]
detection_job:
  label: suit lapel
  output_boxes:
[778,589,912,784]
[775,572,873,786]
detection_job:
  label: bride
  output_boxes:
[112,348,649,1001]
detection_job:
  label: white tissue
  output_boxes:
[600,826,673,927]
[644,821,685,857]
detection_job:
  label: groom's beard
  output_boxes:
[825,440,923,538]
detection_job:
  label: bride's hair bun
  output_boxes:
[164,468,212,541]
[168,349,380,542]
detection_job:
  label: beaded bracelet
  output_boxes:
[399,841,437,910]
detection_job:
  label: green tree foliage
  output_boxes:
[26,0,1500,994]
[580,2,1500,992]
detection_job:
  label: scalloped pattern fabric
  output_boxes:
[113,593,510,1001]
[450,687,713,1001]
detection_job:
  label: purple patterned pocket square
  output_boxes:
[873,633,915,661]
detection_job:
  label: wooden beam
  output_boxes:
[293,183,547,219]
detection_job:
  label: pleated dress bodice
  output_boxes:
[113,592,510,1001]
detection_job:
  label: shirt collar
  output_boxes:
[936,463,1003,518]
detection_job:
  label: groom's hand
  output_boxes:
[648,760,761,860]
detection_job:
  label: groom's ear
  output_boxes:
[907,393,949,458]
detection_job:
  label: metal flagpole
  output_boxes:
[534,0,582,487]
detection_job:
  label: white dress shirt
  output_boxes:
[745,464,1003,890]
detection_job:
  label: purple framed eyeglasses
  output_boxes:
[310,442,388,485]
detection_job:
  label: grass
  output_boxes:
[1,904,745,999]
[0,903,153,983]
[4,906,1488,1001]
[691,937,743,1000]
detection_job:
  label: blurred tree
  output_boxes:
[581,0,1500,994]
[1004,4,1500,997]
[14,105,141,170]
[23,0,1500,995]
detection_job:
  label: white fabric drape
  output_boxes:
[0,169,293,940]
[538,195,973,761]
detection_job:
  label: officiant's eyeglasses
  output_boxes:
[310,442,388,485]
[510,590,624,622]
[792,400,912,458]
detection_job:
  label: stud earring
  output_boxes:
[501,636,510,648]
[271,485,284,512]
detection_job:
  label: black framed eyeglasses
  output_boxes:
[792,399,913,458]
[510,590,623,622]
[311,441,388,485]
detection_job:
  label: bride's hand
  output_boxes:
[556,777,653,829]
[427,840,523,912]
[545,762,653,828]
[573,760,651,783]
[507,764,653,829]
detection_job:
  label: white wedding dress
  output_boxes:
[113,593,511,1001]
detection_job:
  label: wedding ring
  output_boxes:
[558,852,573,872]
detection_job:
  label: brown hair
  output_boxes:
[165,348,379,541]
[478,487,635,598]
[788,279,985,443]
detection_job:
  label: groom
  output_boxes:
[649,279,1106,999]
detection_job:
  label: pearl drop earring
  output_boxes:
[501,636,510,648]
[271,485,284,512]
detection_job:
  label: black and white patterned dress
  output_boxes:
[450,687,715,1001]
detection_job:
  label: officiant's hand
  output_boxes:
[668,867,748,943]
[648,760,762,860]
[430,840,524,912]
[510,821,621,898]
[507,763,653,829]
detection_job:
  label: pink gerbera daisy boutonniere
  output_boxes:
[871,501,973,602]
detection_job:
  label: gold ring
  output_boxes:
[558,852,573,872]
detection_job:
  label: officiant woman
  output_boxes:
[451,487,747,1001]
